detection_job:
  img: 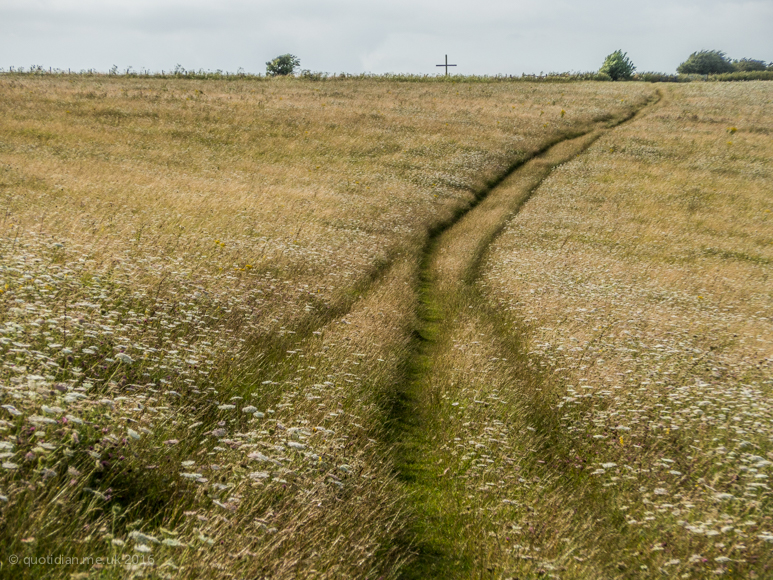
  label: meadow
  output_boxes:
[0,74,769,579]
[476,82,773,577]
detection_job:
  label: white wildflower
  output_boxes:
[128,531,160,544]
[162,538,186,547]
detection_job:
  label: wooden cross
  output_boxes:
[436,54,457,76]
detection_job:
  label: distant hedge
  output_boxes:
[634,72,684,83]
[711,70,773,82]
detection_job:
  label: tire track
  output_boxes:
[391,91,662,578]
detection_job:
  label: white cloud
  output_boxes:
[0,0,770,74]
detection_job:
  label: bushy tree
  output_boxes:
[266,54,300,77]
[677,50,734,74]
[732,58,768,72]
[599,50,635,81]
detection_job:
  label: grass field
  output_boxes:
[0,75,770,579]
[477,82,773,577]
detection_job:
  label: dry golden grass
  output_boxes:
[0,75,652,579]
[475,82,773,577]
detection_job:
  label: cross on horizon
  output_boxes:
[436,54,457,76]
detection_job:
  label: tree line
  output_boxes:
[265,50,770,80]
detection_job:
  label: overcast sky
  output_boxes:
[1,0,771,75]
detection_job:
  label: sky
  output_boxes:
[1,0,771,76]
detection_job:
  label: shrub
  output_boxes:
[677,50,734,74]
[732,58,768,72]
[635,72,683,83]
[713,70,773,82]
[599,50,635,81]
[266,54,300,77]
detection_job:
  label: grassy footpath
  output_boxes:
[392,94,659,578]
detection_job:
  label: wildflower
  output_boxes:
[197,534,214,545]
[665,559,680,566]
[127,428,140,440]
[116,353,133,364]
[2,405,22,417]
[162,538,186,547]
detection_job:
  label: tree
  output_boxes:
[677,50,734,74]
[732,58,767,72]
[599,50,635,81]
[266,54,300,77]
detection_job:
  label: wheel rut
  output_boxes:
[390,92,662,579]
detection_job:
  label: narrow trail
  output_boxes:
[391,92,662,579]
